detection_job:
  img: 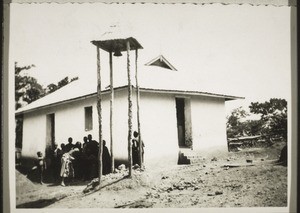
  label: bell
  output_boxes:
[113,49,122,57]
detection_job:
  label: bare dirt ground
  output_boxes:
[16,142,287,208]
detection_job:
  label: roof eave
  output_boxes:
[15,86,129,116]
[15,86,244,116]
[139,87,244,100]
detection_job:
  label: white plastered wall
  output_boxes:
[22,111,47,158]
[22,96,98,158]
[191,96,227,151]
[139,92,179,165]
[21,90,228,163]
[21,89,131,162]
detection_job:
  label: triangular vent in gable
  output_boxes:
[145,55,177,71]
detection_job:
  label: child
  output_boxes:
[35,151,46,184]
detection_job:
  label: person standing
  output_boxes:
[132,131,144,166]
[82,136,88,151]
[82,136,91,181]
[60,148,79,186]
[65,137,75,153]
[73,141,83,180]
[60,143,66,154]
[87,134,99,178]
[87,134,99,156]
[132,137,139,166]
[102,140,111,175]
[52,143,62,183]
[35,151,47,184]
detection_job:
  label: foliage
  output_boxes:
[15,62,43,147]
[15,62,45,110]
[226,107,249,138]
[226,107,249,128]
[227,98,287,140]
[46,83,58,93]
[249,98,287,139]
[46,76,79,94]
[15,62,78,148]
[249,99,287,118]
[243,119,265,136]
[15,116,23,148]
[15,62,79,109]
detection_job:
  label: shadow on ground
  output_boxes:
[83,175,130,195]
[115,199,153,208]
[16,165,55,184]
[16,195,67,208]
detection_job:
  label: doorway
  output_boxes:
[175,98,192,148]
[46,113,55,158]
[176,98,185,147]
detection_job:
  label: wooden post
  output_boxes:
[135,49,143,167]
[96,47,103,185]
[127,40,133,177]
[109,51,115,173]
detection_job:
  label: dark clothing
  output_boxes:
[82,140,98,179]
[73,149,83,179]
[65,143,75,153]
[89,140,99,157]
[82,157,90,181]
[88,154,98,179]
[82,142,91,180]
[52,148,63,182]
[132,138,145,165]
[102,145,111,175]
[83,142,88,152]
[132,139,139,165]
[56,148,64,159]
[89,140,99,178]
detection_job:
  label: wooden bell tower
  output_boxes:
[91,34,143,184]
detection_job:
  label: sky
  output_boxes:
[9,3,291,116]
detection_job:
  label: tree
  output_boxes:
[46,83,58,93]
[249,98,287,140]
[243,119,265,136]
[15,62,45,110]
[16,62,79,105]
[57,77,69,88]
[226,107,249,138]
[46,76,79,94]
[15,62,79,148]
[15,115,23,149]
[15,62,45,148]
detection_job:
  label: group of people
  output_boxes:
[35,134,111,186]
[35,131,144,186]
